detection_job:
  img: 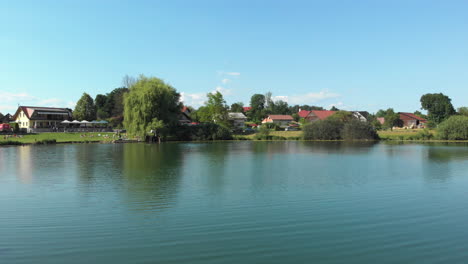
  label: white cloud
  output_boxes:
[0,92,73,114]
[180,92,206,107]
[221,78,230,84]
[226,72,240,76]
[212,86,232,95]
[273,90,341,105]
[0,91,36,103]
[218,71,241,76]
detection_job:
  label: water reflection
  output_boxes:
[122,143,184,211]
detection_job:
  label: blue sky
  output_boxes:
[1,0,468,114]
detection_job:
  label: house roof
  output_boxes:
[399,112,427,122]
[377,117,385,125]
[308,110,336,120]
[268,115,294,121]
[243,107,252,112]
[228,112,247,119]
[13,106,72,120]
[298,110,311,118]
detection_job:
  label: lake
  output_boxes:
[2,142,468,263]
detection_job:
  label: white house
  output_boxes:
[228,112,247,129]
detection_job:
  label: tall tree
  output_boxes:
[383,108,402,130]
[122,75,136,89]
[420,93,456,124]
[123,75,182,138]
[249,94,266,122]
[457,107,468,117]
[73,93,96,120]
[198,91,229,127]
[273,100,290,115]
[95,94,109,119]
[230,102,244,113]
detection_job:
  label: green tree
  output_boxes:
[383,108,402,130]
[420,93,456,124]
[73,93,96,120]
[327,111,353,122]
[330,106,340,111]
[248,94,266,122]
[438,115,468,140]
[457,107,468,116]
[123,75,181,138]
[230,102,244,113]
[197,91,229,127]
[95,94,109,119]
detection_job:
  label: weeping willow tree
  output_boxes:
[123,75,182,138]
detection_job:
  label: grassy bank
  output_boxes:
[0,132,117,145]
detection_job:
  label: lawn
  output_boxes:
[377,129,436,140]
[240,130,303,140]
[0,132,117,144]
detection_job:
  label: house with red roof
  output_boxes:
[243,107,252,112]
[262,115,294,127]
[179,106,192,125]
[399,112,427,128]
[298,110,311,118]
[305,110,337,122]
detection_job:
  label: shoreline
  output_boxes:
[2,138,468,147]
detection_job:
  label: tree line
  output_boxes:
[67,74,468,141]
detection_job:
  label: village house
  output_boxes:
[13,106,73,133]
[305,110,337,122]
[399,112,427,128]
[179,106,192,125]
[262,115,294,127]
[228,112,247,129]
[352,111,370,122]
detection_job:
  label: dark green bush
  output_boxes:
[342,120,379,140]
[169,123,233,141]
[437,116,468,140]
[415,129,434,140]
[303,120,343,140]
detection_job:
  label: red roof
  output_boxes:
[399,112,427,123]
[298,110,311,118]
[268,115,294,121]
[309,110,336,120]
[243,107,252,112]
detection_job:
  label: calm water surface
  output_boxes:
[2,142,468,263]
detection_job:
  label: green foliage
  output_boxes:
[257,125,271,137]
[9,122,19,133]
[426,121,437,129]
[230,102,244,113]
[34,139,57,145]
[437,115,468,140]
[170,123,232,141]
[95,88,129,124]
[327,111,353,122]
[202,91,230,127]
[123,75,181,138]
[303,120,343,140]
[371,119,383,130]
[415,129,434,140]
[248,94,266,122]
[457,107,468,116]
[330,106,340,111]
[382,108,402,130]
[73,93,96,120]
[342,120,379,140]
[420,93,456,124]
[292,113,300,122]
